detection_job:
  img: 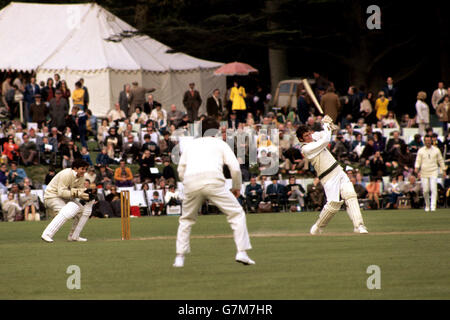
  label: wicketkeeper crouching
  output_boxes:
[296,115,369,234]
[41,159,97,243]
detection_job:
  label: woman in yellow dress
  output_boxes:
[229,81,246,122]
[375,91,389,120]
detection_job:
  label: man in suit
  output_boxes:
[129,81,155,117]
[227,111,239,130]
[431,82,447,110]
[182,82,202,122]
[265,176,286,212]
[24,76,40,123]
[143,94,160,115]
[382,77,399,110]
[206,89,222,119]
[320,87,341,122]
[118,84,131,116]
[244,176,263,213]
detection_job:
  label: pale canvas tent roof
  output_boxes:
[0,2,223,72]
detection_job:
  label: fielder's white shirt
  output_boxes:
[415,145,446,178]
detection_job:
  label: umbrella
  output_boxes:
[214,61,258,76]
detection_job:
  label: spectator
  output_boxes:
[401,175,422,209]
[41,78,55,103]
[382,111,400,129]
[150,103,167,133]
[139,149,156,183]
[408,134,424,153]
[4,84,20,120]
[80,146,93,166]
[143,93,160,115]
[206,88,223,119]
[385,130,406,161]
[97,119,110,147]
[95,165,114,188]
[264,176,286,212]
[416,91,429,136]
[285,176,306,211]
[382,77,399,110]
[365,176,381,209]
[182,82,202,122]
[29,94,48,128]
[0,163,9,193]
[104,126,123,155]
[431,133,445,155]
[351,176,367,199]
[44,167,56,185]
[306,177,325,211]
[320,86,341,122]
[159,131,175,157]
[96,146,114,167]
[71,81,85,111]
[107,103,126,123]
[122,133,140,162]
[370,151,386,177]
[244,176,263,213]
[61,140,82,169]
[360,92,377,125]
[2,192,22,222]
[59,80,71,102]
[114,159,134,187]
[129,81,155,116]
[84,166,97,185]
[118,84,131,116]
[7,161,27,185]
[24,76,40,122]
[436,95,450,135]
[162,158,176,182]
[49,90,70,132]
[79,78,89,109]
[385,176,403,209]
[150,190,164,216]
[167,104,184,127]
[431,82,447,111]
[165,184,181,207]
[19,186,40,221]
[400,113,415,128]
[19,133,39,166]
[130,106,148,126]
[1,75,13,109]
[141,131,160,155]
[2,135,20,163]
[330,133,350,161]
[375,91,389,121]
[85,109,98,141]
[54,74,61,89]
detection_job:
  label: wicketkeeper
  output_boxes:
[41,159,96,243]
[296,115,368,234]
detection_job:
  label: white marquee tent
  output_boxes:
[0,2,226,117]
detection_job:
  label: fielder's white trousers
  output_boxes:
[176,183,252,255]
[421,177,438,210]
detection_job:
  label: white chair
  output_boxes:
[433,127,443,136]
[30,189,44,203]
[117,186,135,193]
[27,122,38,131]
[129,190,147,207]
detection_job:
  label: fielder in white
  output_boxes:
[173,117,254,267]
[41,159,96,243]
[414,135,446,212]
[296,116,368,234]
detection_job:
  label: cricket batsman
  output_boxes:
[296,115,368,234]
[414,135,447,212]
[41,159,96,243]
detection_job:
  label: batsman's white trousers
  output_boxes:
[176,183,252,255]
[323,170,350,202]
[421,177,438,210]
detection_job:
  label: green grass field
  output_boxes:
[1,209,449,300]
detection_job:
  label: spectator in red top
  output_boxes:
[2,135,20,163]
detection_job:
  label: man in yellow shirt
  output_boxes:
[71,81,85,110]
[375,91,389,120]
[414,135,446,211]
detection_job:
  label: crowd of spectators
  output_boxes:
[0,71,449,221]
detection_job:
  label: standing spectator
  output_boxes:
[416,91,430,136]
[118,83,131,115]
[59,80,71,103]
[431,82,446,111]
[320,87,341,122]
[54,74,62,89]
[20,186,40,221]
[206,88,223,119]
[382,77,399,110]
[360,92,377,125]
[41,78,56,103]
[1,75,12,106]
[297,89,310,124]
[436,95,450,135]
[375,91,389,120]
[2,192,22,222]
[29,94,48,128]
[229,81,247,123]
[79,78,89,110]
[85,109,97,140]
[182,82,202,122]
[24,76,40,122]
[414,135,446,211]
[71,81,85,111]
[114,159,134,187]
[49,90,70,132]
[19,134,39,166]
[129,81,155,116]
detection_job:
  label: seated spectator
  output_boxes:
[385,130,406,161]
[86,109,98,140]
[408,134,424,153]
[95,146,114,167]
[162,158,176,182]
[164,184,181,207]
[130,106,148,126]
[0,163,9,193]
[382,111,400,129]
[285,176,306,211]
[141,133,160,157]
[107,103,126,123]
[104,126,122,155]
[2,192,22,222]
[84,166,97,185]
[401,175,422,209]
[80,146,93,166]
[306,177,325,211]
[366,176,381,209]
[122,133,141,162]
[19,186,40,221]
[97,119,110,148]
[114,159,134,187]
[150,191,164,216]
[245,176,263,213]
[61,140,82,169]
[95,164,114,188]
[2,135,20,163]
[351,177,367,199]
[7,161,27,185]
[281,147,306,175]
[431,133,445,154]
[373,131,385,153]
[330,133,350,161]
[44,167,56,185]
[38,136,56,165]
[369,151,386,177]
[400,113,415,128]
[97,185,121,218]
[264,176,286,212]
[139,149,156,183]
[159,131,175,156]
[167,104,184,127]
[150,103,168,133]
[385,176,403,209]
